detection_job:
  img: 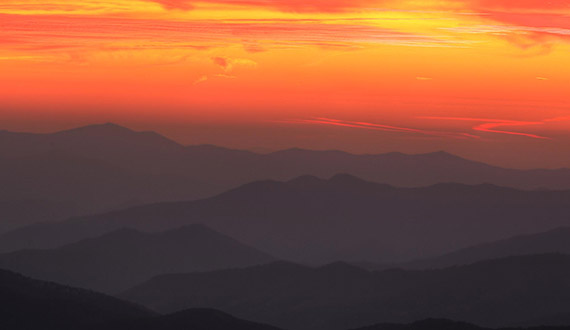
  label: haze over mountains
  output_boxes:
[2,123,570,233]
[3,123,570,330]
[3,174,570,263]
[122,254,570,330]
[0,225,272,293]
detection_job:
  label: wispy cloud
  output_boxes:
[0,13,457,61]
[279,117,481,140]
[419,116,570,139]
[441,0,570,50]
[280,116,570,141]
[146,0,383,12]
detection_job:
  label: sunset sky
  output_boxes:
[1,0,569,168]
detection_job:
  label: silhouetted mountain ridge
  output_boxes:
[122,254,570,330]
[3,174,570,262]
[100,308,283,330]
[3,123,570,231]
[395,227,570,270]
[0,266,284,330]
[0,224,273,293]
[0,267,150,330]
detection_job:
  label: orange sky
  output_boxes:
[0,0,569,168]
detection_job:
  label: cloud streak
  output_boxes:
[281,117,481,140]
[282,116,570,141]
[146,0,381,12]
[419,116,570,139]
[0,13,454,59]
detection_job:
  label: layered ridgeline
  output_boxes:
[2,123,570,232]
[0,225,273,293]
[3,175,570,263]
[0,267,149,329]
[399,227,570,270]
[0,124,220,232]
[122,254,570,330]
[0,267,281,330]
[360,227,570,271]
[3,265,570,330]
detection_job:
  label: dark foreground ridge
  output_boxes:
[3,265,570,330]
[99,308,283,330]
[352,319,570,330]
[0,267,150,329]
[0,266,280,330]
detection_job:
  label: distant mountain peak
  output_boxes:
[99,122,126,128]
[272,148,351,156]
[59,122,133,135]
[419,150,460,159]
[50,123,185,151]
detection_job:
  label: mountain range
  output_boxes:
[122,254,570,330]
[0,267,149,330]
[393,227,570,270]
[2,123,570,232]
[4,123,570,330]
[0,265,282,330]
[3,174,570,263]
[6,263,570,330]
[0,225,272,293]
